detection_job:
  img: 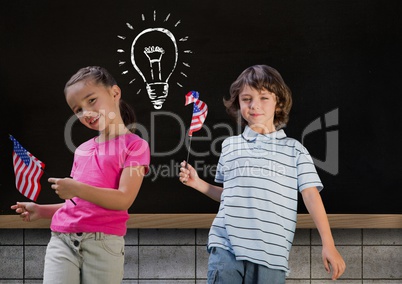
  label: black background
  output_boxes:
[1,0,401,214]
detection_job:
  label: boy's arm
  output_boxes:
[301,187,346,280]
[179,161,223,202]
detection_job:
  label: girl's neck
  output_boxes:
[97,125,130,143]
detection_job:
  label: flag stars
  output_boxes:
[14,147,31,166]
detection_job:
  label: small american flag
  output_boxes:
[185,91,208,136]
[9,135,45,201]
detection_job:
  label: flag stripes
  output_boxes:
[185,91,208,136]
[9,135,45,201]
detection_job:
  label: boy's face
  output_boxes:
[239,85,277,134]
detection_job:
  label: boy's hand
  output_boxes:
[179,161,199,188]
[322,245,346,280]
[10,202,40,222]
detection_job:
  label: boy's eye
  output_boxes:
[75,109,83,117]
[241,98,251,101]
[89,98,96,104]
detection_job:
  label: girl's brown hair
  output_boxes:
[65,66,136,132]
[224,65,292,130]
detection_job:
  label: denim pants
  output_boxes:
[43,232,125,284]
[207,247,286,284]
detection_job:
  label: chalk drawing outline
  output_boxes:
[117,10,192,109]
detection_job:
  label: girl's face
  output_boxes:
[65,80,121,134]
[239,85,278,134]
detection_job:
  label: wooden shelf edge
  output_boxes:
[0,214,401,229]
[297,214,402,229]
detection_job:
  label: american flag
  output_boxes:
[9,135,45,201]
[185,91,208,136]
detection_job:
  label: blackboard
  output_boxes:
[1,0,401,215]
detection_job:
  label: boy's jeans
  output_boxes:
[208,247,285,284]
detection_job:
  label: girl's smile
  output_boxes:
[87,113,100,125]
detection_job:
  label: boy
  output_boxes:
[179,65,345,283]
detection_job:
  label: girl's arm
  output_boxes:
[11,202,64,222]
[301,187,346,280]
[179,161,223,202]
[48,166,145,211]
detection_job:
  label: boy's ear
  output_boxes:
[276,101,284,114]
[275,106,282,114]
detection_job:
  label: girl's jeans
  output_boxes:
[43,232,125,284]
[208,247,286,284]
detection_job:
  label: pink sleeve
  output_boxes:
[124,138,150,173]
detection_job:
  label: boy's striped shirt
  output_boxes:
[208,126,323,275]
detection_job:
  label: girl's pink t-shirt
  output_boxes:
[50,133,150,236]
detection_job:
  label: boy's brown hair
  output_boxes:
[224,65,292,129]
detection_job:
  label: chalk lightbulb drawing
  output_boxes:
[131,28,177,109]
[117,11,192,109]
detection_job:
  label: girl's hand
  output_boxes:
[10,202,40,222]
[322,244,346,280]
[179,161,199,188]
[48,177,77,200]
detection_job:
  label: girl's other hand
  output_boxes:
[48,177,77,200]
[10,202,40,222]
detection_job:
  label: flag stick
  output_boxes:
[185,135,193,168]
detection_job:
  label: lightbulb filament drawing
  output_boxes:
[143,46,165,81]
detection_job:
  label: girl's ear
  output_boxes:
[111,85,122,100]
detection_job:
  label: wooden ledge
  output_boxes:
[0,214,401,229]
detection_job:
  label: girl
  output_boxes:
[11,66,150,284]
